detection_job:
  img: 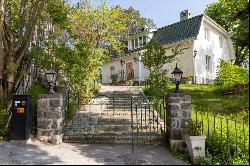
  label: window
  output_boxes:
[135,38,138,48]
[219,36,223,48]
[205,55,211,71]
[143,36,147,45]
[139,37,143,47]
[205,28,210,41]
[132,39,135,49]
[110,66,115,75]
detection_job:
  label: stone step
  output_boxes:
[63,133,163,144]
[64,125,164,136]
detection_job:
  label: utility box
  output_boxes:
[10,95,32,140]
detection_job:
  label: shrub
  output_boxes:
[111,74,118,84]
[215,60,249,91]
[147,71,172,97]
[0,107,10,141]
[125,79,134,86]
[186,76,192,81]
[26,85,47,135]
[184,121,203,136]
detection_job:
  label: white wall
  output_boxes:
[102,60,124,84]
[193,17,235,84]
[162,41,194,78]
[101,54,150,84]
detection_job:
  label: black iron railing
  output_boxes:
[193,110,249,161]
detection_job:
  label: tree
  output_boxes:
[29,0,129,98]
[141,39,188,73]
[122,6,157,35]
[205,0,249,66]
[0,0,49,103]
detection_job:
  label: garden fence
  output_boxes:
[193,110,249,161]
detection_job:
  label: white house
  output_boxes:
[101,10,235,85]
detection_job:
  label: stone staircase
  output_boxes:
[63,86,166,144]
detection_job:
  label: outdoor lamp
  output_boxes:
[120,60,125,66]
[194,50,198,58]
[171,63,183,93]
[45,69,57,93]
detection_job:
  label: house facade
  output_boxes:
[101,10,235,85]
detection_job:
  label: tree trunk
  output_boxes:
[0,0,4,102]
[4,51,15,104]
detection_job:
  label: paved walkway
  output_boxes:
[0,86,189,165]
[0,140,189,165]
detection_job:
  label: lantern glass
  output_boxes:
[174,73,182,82]
[45,70,57,84]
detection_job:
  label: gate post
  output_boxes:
[168,93,191,150]
[37,93,65,144]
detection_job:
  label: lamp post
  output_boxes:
[171,64,183,93]
[194,50,197,58]
[45,69,57,94]
[193,50,197,84]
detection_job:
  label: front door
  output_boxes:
[126,62,134,80]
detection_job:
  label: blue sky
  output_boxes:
[69,0,218,28]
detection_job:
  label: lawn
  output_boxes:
[144,84,249,121]
[143,83,249,164]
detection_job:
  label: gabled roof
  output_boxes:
[153,14,204,46]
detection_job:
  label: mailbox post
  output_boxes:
[10,95,32,140]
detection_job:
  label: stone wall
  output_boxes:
[168,93,191,148]
[37,93,65,144]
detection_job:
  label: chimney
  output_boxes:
[180,10,192,21]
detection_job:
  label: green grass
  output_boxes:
[163,84,248,121]
[143,83,249,165]
[192,111,249,165]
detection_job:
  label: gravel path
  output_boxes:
[0,140,189,165]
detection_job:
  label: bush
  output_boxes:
[147,71,172,97]
[184,121,202,136]
[26,85,47,136]
[186,76,192,81]
[111,74,118,84]
[125,79,134,86]
[215,60,249,91]
[0,107,10,141]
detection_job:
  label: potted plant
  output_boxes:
[184,121,206,164]
[186,76,192,84]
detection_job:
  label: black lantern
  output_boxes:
[194,50,198,58]
[45,69,57,93]
[120,60,125,66]
[171,64,183,93]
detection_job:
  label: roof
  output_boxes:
[153,14,204,46]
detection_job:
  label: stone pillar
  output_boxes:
[168,93,191,149]
[37,93,65,144]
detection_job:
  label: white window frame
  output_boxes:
[139,37,143,47]
[143,36,147,45]
[110,66,115,75]
[205,55,211,71]
[132,39,135,49]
